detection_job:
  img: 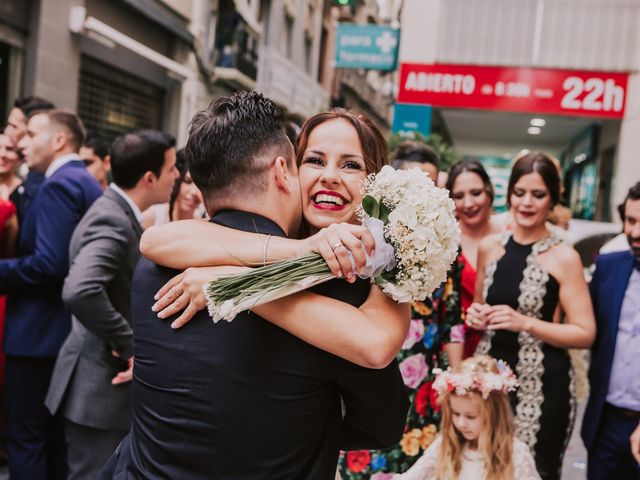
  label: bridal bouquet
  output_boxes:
[204,165,460,322]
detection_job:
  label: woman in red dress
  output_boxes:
[0,134,21,387]
[446,159,503,357]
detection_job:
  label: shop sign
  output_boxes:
[392,104,432,137]
[397,63,629,119]
[335,24,399,70]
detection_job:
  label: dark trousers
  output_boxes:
[588,403,640,480]
[5,356,67,480]
[65,419,127,480]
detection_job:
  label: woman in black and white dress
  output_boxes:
[467,152,596,480]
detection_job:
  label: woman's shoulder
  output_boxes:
[546,240,582,273]
[479,232,503,250]
[478,233,504,261]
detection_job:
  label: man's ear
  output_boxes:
[51,131,67,153]
[103,155,112,172]
[141,170,157,188]
[273,156,294,194]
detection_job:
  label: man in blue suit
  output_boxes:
[583,181,640,479]
[2,110,102,479]
[5,96,55,224]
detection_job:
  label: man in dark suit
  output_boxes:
[100,92,409,479]
[583,181,640,479]
[45,130,178,479]
[1,110,103,479]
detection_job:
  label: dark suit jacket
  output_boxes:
[106,210,409,480]
[9,170,45,228]
[581,250,636,449]
[45,188,143,431]
[0,160,103,358]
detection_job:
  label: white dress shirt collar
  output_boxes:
[45,153,81,178]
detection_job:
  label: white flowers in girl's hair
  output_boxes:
[203,166,460,322]
[432,360,519,399]
[357,166,460,302]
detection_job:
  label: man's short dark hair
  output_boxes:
[185,91,291,210]
[110,130,176,189]
[83,133,110,160]
[14,96,55,118]
[392,141,439,171]
[618,181,640,221]
[38,109,86,152]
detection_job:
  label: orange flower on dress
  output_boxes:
[411,301,433,316]
[420,424,437,450]
[400,428,422,456]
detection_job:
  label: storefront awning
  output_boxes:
[120,0,194,45]
[69,7,194,81]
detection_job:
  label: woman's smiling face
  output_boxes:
[450,170,493,230]
[299,118,368,231]
[510,172,553,229]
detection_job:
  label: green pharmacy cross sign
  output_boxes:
[334,24,400,70]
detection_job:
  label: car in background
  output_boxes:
[568,219,625,278]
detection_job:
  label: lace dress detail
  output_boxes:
[475,233,575,480]
[514,438,544,479]
[394,436,541,479]
[514,234,561,449]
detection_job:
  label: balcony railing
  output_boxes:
[214,13,259,86]
[257,46,330,119]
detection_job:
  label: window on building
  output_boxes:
[304,34,313,74]
[77,56,165,144]
[282,15,294,59]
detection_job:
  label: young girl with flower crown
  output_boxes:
[395,356,540,480]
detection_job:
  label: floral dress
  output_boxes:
[338,256,465,479]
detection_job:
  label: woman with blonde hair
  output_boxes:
[396,356,540,480]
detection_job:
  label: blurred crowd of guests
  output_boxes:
[0,96,204,479]
[339,142,640,480]
[0,93,636,480]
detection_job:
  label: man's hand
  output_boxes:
[631,421,640,464]
[153,265,249,329]
[111,350,134,385]
[298,223,375,282]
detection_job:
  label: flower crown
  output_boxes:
[432,360,518,399]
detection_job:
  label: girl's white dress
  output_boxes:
[394,436,541,479]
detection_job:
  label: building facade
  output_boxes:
[397,0,640,221]
[1,0,344,144]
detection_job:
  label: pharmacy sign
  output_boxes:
[335,24,399,70]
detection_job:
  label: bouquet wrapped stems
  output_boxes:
[205,254,335,322]
[204,166,460,322]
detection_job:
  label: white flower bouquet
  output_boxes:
[204,166,460,322]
